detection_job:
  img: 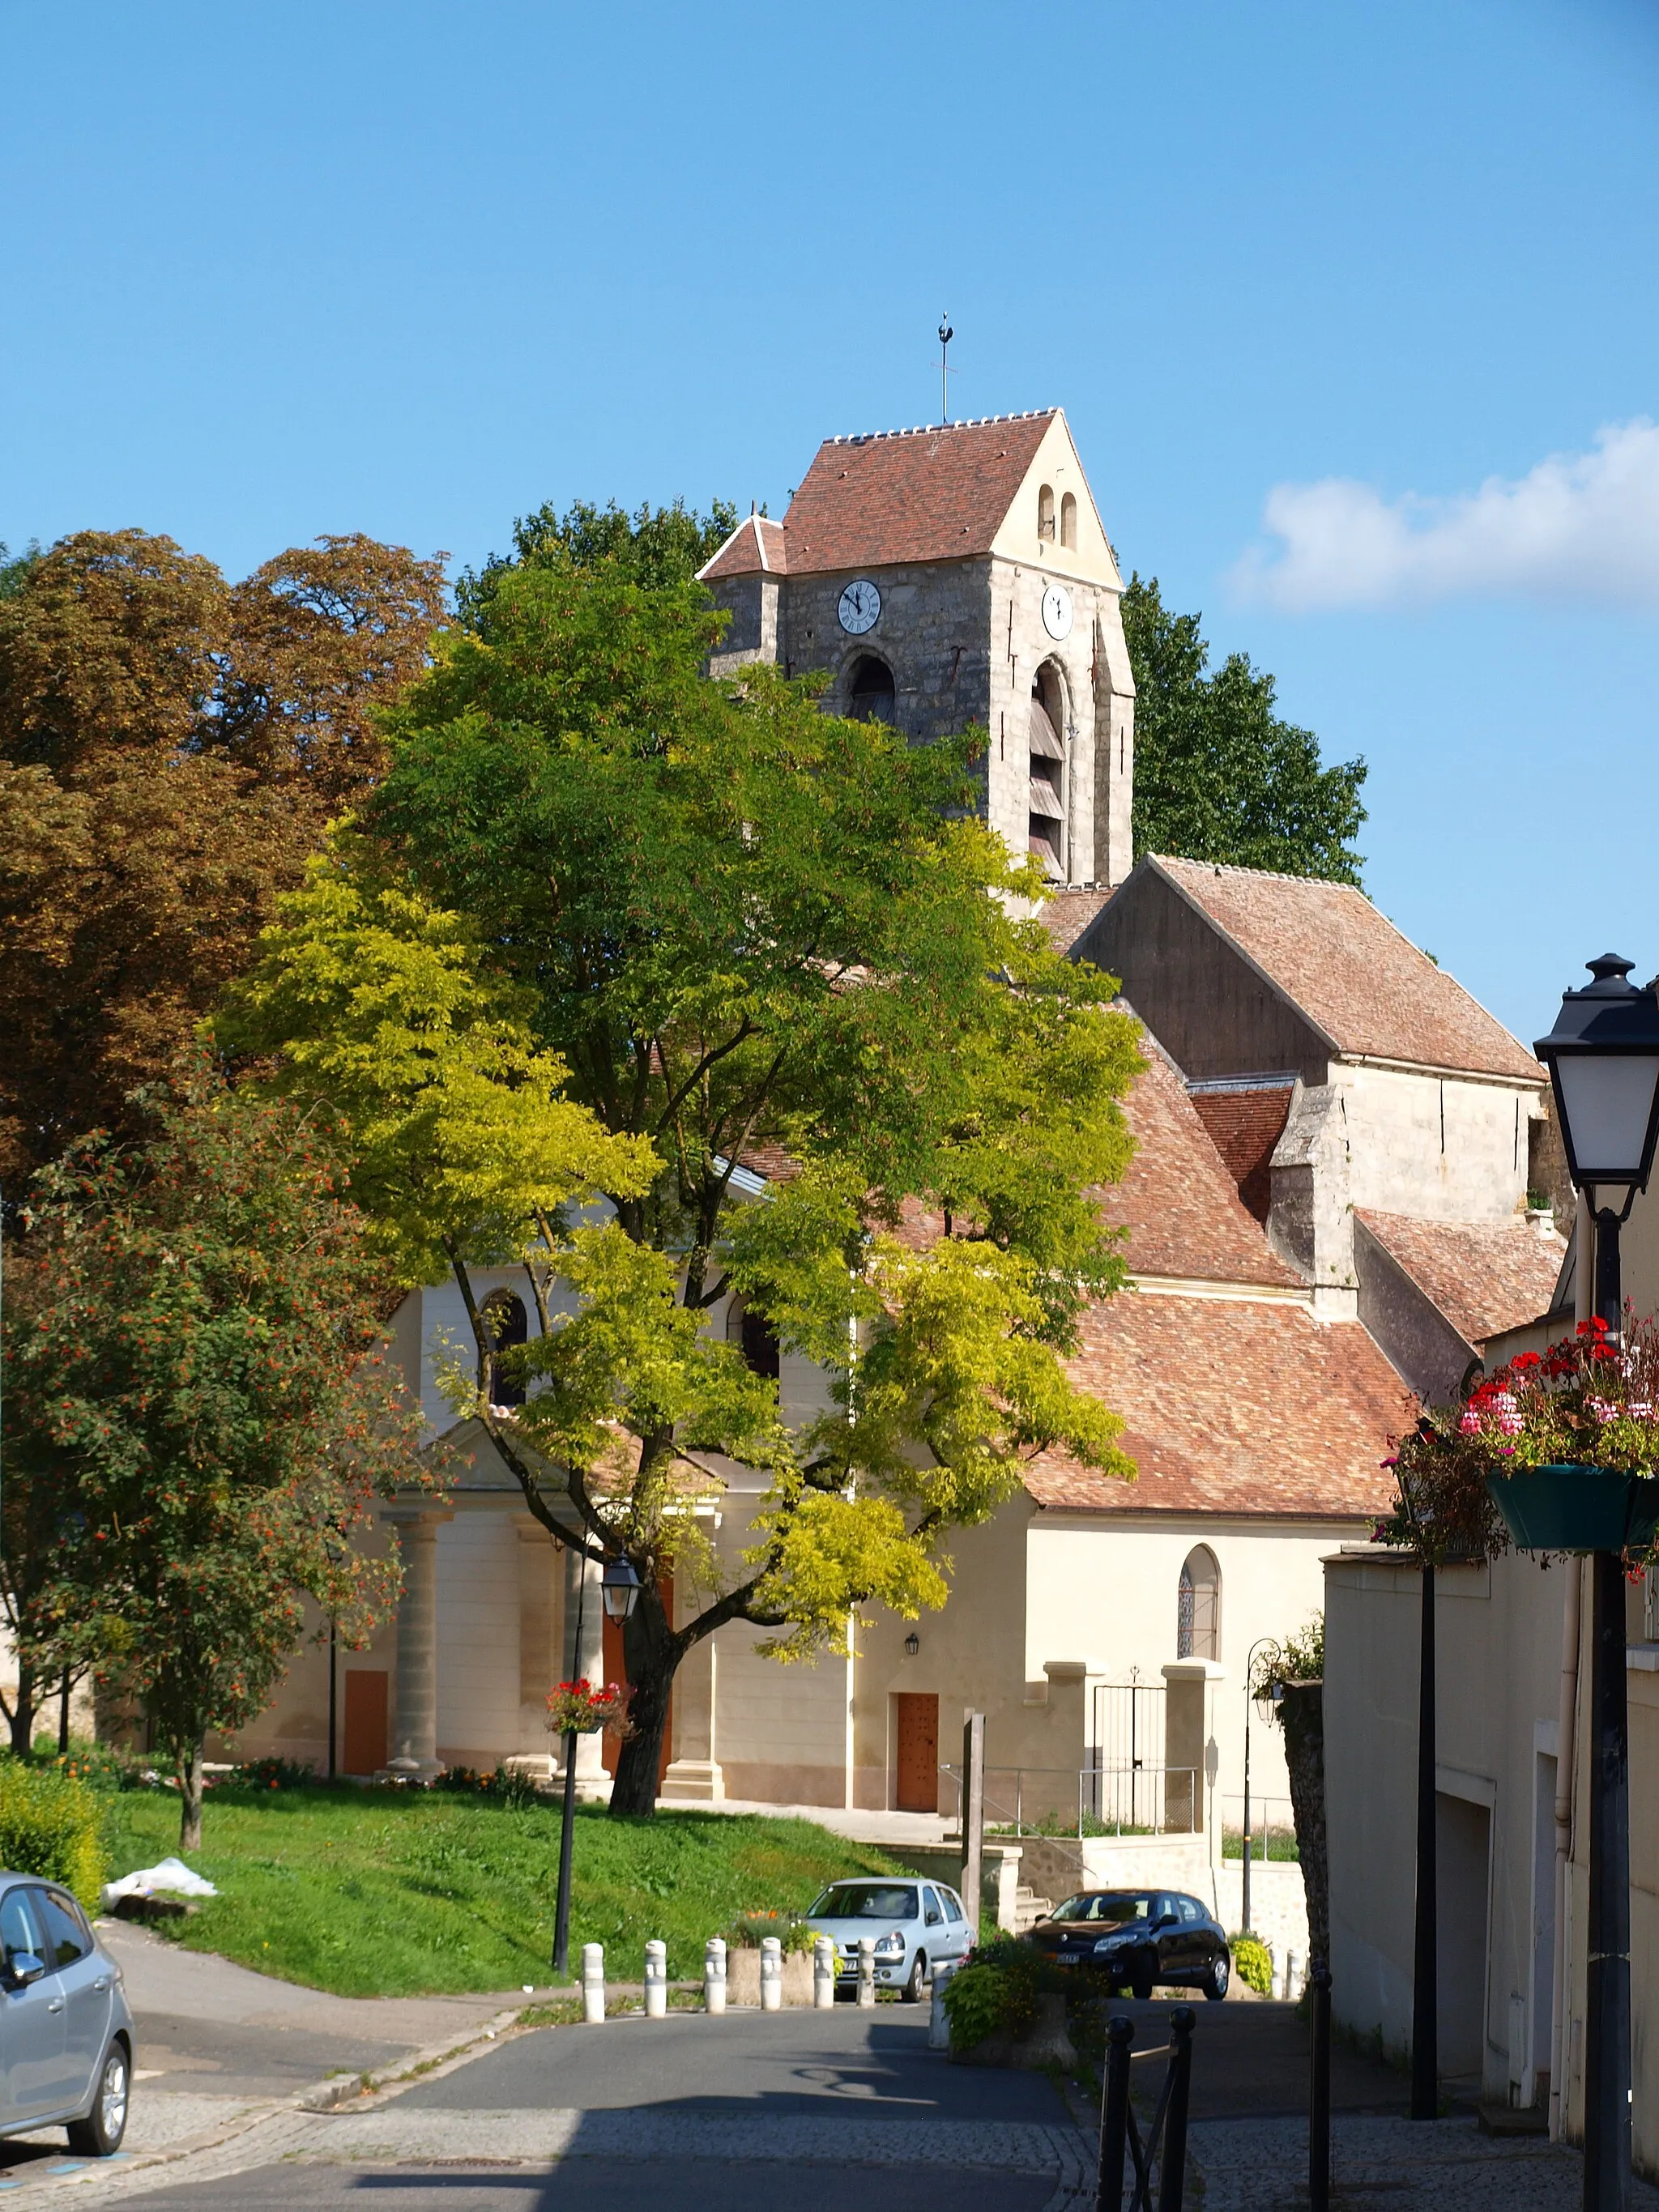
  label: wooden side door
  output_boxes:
[600,1573,673,1786]
[893,1692,939,1813]
[342,1669,388,1775]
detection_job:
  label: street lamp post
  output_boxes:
[1534,954,1659,2212]
[551,1553,642,1980]
[1241,1637,1281,1939]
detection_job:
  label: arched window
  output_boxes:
[482,1290,529,1409]
[1060,492,1077,550]
[1028,665,1065,877]
[1176,1546,1221,1660]
[1038,484,1056,540]
[848,654,896,725]
[727,1299,780,1381]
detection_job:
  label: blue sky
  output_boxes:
[4,0,1657,1042]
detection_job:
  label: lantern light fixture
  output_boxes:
[600,1558,642,1622]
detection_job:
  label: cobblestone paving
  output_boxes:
[1192,2113,1659,2210]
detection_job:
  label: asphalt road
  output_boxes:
[138,2008,1079,2211]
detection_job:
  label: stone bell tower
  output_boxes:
[697,407,1136,889]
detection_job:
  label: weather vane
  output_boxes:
[938,315,953,424]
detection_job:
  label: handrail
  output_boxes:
[942,1761,1202,1839]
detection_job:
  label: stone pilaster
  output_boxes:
[385,1506,454,1779]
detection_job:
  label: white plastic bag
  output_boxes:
[101,1856,218,1910]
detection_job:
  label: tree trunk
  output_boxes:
[608,1582,681,1819]
[177,1741,206,1853]
[7,1659,33,1758]
[1278,1679,1328,1971]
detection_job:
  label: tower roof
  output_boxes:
[697,411,1074,583]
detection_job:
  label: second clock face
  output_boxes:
[838,579,881,634]
[1042,583,1073,641]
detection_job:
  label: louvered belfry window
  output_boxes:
[1028,684,1064,874]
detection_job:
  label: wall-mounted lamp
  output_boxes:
[904,1633,920,1658]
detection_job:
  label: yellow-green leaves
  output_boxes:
[213,835,655,1285]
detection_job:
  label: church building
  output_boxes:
[219,409,1564,1956]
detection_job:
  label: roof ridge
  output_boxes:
[827,408,1057,447]
[1154,854,1367,893]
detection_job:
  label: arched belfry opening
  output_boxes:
[1177,1545,1221,1660]
[1060,492,1077,550]
[1028,663,1066,877]
[1038,484,1056,541]
[848,654,896,725]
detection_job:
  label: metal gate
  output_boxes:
[1090,1675,1167,1830]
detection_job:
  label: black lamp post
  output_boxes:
[1396,1458,1438,2122]
[551,1551,642,1982]
[1535,953,1659,2211]
[1240,1638,1281,1939]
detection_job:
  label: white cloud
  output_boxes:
[1233,419,1659,611]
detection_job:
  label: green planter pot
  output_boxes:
[1486,1464,1659,1553]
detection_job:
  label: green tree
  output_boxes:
[454,495,738,632]
[1122,574,1367,884]
[220,561,1145,1818]
[2,1069,423,1847]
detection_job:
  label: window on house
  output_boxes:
[1176,1546,1221,1660]
[482,1289,529,1409]
[1060,492,1077,550]
[1028,666,1065,877]
[1038,484,1056,539]
[848,654,896,725]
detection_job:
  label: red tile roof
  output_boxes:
[1152,857,1542,1083]
[1187,1079,1297,1225]
[777,412,1057,576]
[1026,1294,1409,1519]
[1354,1210,1567,1345]
[1039,889,1114,955]
[698,514,789,582]
[1103,1044,1303,1289]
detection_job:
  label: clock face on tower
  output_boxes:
[838,579,881,635]
[1041,583,1073,641]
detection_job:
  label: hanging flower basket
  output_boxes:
[544,1678,629,1737]
[1486,1464,1659,1554]
[1378,1317,1659,1566]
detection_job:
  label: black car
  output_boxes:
[1022,1888,1231,2001]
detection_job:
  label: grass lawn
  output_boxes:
[100,1786,900,1998]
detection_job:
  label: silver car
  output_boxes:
[0,1877,134,2156]
[801,1877,975,2002]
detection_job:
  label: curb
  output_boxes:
[294,2004,528,2111]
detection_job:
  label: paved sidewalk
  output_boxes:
[1192,2112,1659,2210]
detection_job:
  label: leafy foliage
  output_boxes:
[1,1068,424,1847]
[1252,1616,1325,1702]
[0,527,445,1182]
[455,494,738,631]
[1230,1932,1274,1995]
[0,1761,106,1911]
[1122,574,1367,884]
[224,557,1143,1815]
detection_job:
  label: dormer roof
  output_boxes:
[697,513,790,582]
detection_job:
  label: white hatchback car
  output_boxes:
[801,1877,975,2001]
[0,1877,134,2156]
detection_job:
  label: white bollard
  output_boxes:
[1283,1948,1299,2002]
[856,1935,876,2009]
[813,1934,836,2010]
[760,1935,783,2012]
[644,1938,667,2019]
[928,1958,957,2050]
[704,1937,727,2015]
[582,1941,605,2025]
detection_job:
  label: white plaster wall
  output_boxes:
[1025,1514,1352,1813]
[1341,1064,1537,1226]
[1324,1545,1566,2109]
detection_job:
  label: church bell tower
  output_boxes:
[697,408,1136,889]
